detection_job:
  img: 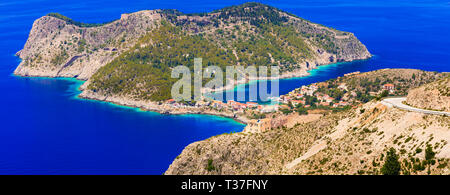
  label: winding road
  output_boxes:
[382,97,450,116]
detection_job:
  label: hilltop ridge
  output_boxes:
[407,76,450,112]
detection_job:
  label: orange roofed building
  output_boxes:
[383,84,395,91]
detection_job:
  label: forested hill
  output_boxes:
[15,2,371,101]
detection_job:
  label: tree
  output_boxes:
[425,144,436,162]
[425,144,436,175]
[296,107,308,115]
[380,90,389,98]
[381,148,401,175]
[206,159,216,172]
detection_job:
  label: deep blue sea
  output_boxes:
[0,0,449,174]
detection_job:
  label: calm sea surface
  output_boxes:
[0,0,449,174]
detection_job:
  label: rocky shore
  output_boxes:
[79,89,250,124]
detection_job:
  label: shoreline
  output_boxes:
[11,74,248,125]
[210,57,374,94]
[12,56,373,125]
[78,90,250,125]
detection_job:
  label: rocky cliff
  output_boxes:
[15,10,162,80]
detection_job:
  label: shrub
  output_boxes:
[206,159,216,172]
[425,144,436,162]
[381,148,401,175]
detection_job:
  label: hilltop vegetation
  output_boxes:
[47,13,115,28]
[88,23,236,101]
[321,69,447,101]
[84,2,370,101]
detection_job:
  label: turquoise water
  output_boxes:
[211,59,374,103]
[0,0,449,174]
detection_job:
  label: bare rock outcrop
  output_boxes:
[15,10,162,79]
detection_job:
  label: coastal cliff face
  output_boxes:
[15,2,371,102]
[406,77,450,112]
[15,11,162,80]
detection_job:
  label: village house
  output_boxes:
[291,100,305,107]
[257,105,263,112]
[166,99,176,104]
[227,100,247,110]
[342,94,350,101]
[172,102,182,108]
[339,101,350,106]
[338,83,348,91]
[211,100,225,109]
[383,83,395,92]
[227,100,236,106]
[320,102,330,106]
[233,102,247,110]
[246,102,258,108]
[300,88,314,96]
[195,100,208,107]
[244,118,272,132]
[294,93,304,99]
[317,95,324,101]
[324,95,334,103]
[280,95,292,104]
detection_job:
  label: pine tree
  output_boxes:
[425,144,436,175]
[381,148,401,175]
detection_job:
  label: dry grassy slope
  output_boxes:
[407,76,450,112]
[286,102,450,175]
[165,101,450,175]
[165,69,450,175]
[165,113,340,175]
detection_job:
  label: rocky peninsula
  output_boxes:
[15,3,371,118]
